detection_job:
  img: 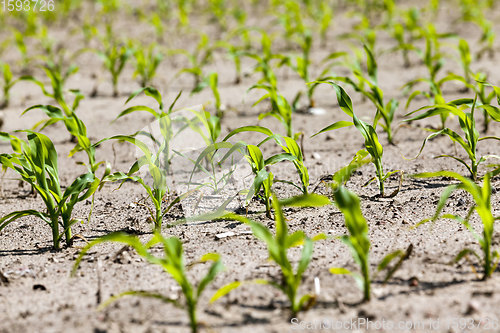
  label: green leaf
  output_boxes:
[210,281,242,303]
[311,120,353,137]
[329,267,352,275]
[279,194,331,207]
[223,126,274,142]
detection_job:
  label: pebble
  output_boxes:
[308,107,326,115]
[215,231,235,240]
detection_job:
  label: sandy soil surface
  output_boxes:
[1,2,500,332]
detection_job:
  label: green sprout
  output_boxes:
[96,24,132,97]
[0,62,24,109]
[176,33,214,92]
[224,126,310,195]
[334,45,399,144]
[405,95,500,181]
[0,131,100,250]
[211,194,330,318]
[104,88,186,230]
[250,83,295,138]
[72,232,223,333]
[331,186,412,302]
[390,22,415,68]
[312,82,400,197]
[130,41,163,88]
[414,171,499,280]
[216,40,245,84]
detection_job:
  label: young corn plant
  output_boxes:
[312,82,400,197]
[403,24,456,128]
[0,131,100,250]
[189,72,224,118]
[96,25,133,97]
[330,186,412,302]
[21,86,100,172]
[216,40,245,84]
[414,171,499,280]
[335,45,399,144]
[273,0,306,49]
[443,72,497,132]
[457,38,473,87]
[115,87,182,174]
[176,33,214,92]
[24,60,79,108]
[98,135,187,231]
[224,126,310,194]
[403,72,465,130]
[0,62,24,109]
[250,84,295,139]
[72,232,223,333]
[339,16,377,53]
[13,30,31,73]
[317,0,333,47]
[195,126,303,217]
[405,95,500,181]
[279,31,316,109]
[130,41,163,88]
[236,142,299,217]
[390,22,415,68]
[105,88,186,230]
[211,194,330,318]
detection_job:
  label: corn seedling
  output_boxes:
[237,142,294,217]
[334,45,399,144]
[403,24,456,128]
[182,141,244,204]
[0,62,23,109]
[105,89,186,230]
[115,87,182,174]
[476,18,495,59]
[130,41,163,88]
[317,1,333,47]
[414,171,499,280]
[149,13,165,42]
[457,38,472,87]
[176,34,214,92]
[21,88,100,172]
[274,1,306,49]
[246,31,279,86]
[250,83,296,138]
[211,194,330,318]
[25,60,79,107]
[312,82,400,197]
[405,95,500,181]
[340,16,377,52]
[390,22,415,68]
[202,126,303,217]
[98,134,188,231]
[441,72,497,132]
[96,25,133,97]
[72,232,222,333]
[190,72,224,118]
[0,131,100,250]
[12,30,30,73]
[330,186,412,302]
[280,30,312,99]
[224,126,310,194]
[459,0,495,59]
[216,40,245,84]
